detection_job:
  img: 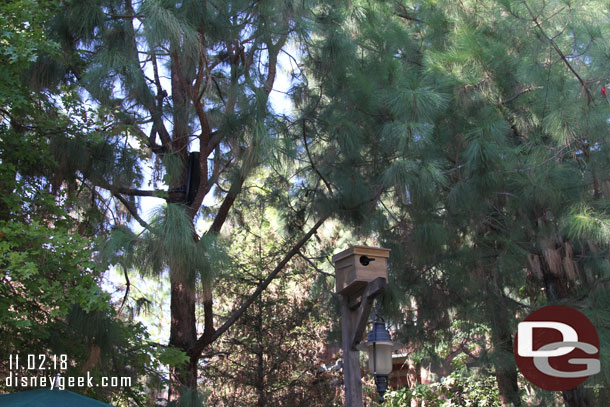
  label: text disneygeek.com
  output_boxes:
[5,354,131,390]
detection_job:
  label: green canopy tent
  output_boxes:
[0,389,114,406]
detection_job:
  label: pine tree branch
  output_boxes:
[303,119,334,197]
[118,265,131,315]
[203,155,232,197]
[204,131,224,157]
[502,293,534,309]
[169,48,193,154]
[507,143,571,173]
[112,193,151,230]
[92,179,167,198]
[522,0,592,104]
[187,214,329,358]
[146,127,166,154]
[123,0,171,149]
[207,174,246,234]
[188,123,210,213]
[394,1,422,23]
[501,86,544,104]
[193,51,207,102]
[189,49,213,213]
[297,251,334,278]
[151,111,172,149]
[79,177,159,229]
[189,26,289,220]
[116,187,165,197]
[150,53,171,148]
[263,32,288,95]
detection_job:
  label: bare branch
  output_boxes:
[92,179,167,198]
[263,32,289,95]
[124,0,171,148]
[303,119,334,197]
[203,154,232,197]
[501,86,544,104]
[297,251,334,278]
[113,193,151,230]
[204,131,224,157]
[118,266,131,315]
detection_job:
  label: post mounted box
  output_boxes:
[332,246,390,295]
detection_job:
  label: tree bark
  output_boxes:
[562,387,590,407]
[488,309,522,407]
[168,266,198,399]
[167,42,199,400]
[492,330,522,407]
[538,237,591,407]
[256,305,266,407]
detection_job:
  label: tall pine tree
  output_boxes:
[303,1,610,406]
[30,0,348,402]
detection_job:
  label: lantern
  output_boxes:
[358,318,400,402]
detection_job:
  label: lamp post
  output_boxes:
[357,311,397,403]
[332,246,393,407]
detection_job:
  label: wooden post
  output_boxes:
[340,294,364,407]
[333,246,390,407]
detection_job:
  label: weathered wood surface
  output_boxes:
[340,294,363,407]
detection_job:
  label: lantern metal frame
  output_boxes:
[356,301,401,403]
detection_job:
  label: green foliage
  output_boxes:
[0,187,157,404]
[157,347,190,368]
[562,204,610,246]
[384,364,501,407]
[0,0,61,108]
[0,1,158,403]
[0,219,104,340]
[307,0,610,405]
[205,178,342,406]
[4,0,610,405]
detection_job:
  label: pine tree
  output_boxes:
[7,0,610,404]
[203,190,341,406]
[303,1,610,406]
[28,0,346,402]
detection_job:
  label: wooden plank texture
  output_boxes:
[340,294,363,407]
[351,277,386,350]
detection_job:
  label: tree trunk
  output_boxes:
[537,238,591,407]
[490,320,522,407]
[494,353,521,406]
[541,267,591,407]
[256,305,266,407]
[166,42,200,401]
[476,265,521,407]
[483,265,522,407]
[168,266,198,399]
[562,387,590,407]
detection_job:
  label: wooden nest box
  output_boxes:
[332,246,390,295]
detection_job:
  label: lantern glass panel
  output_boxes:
[367,342,393,375]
